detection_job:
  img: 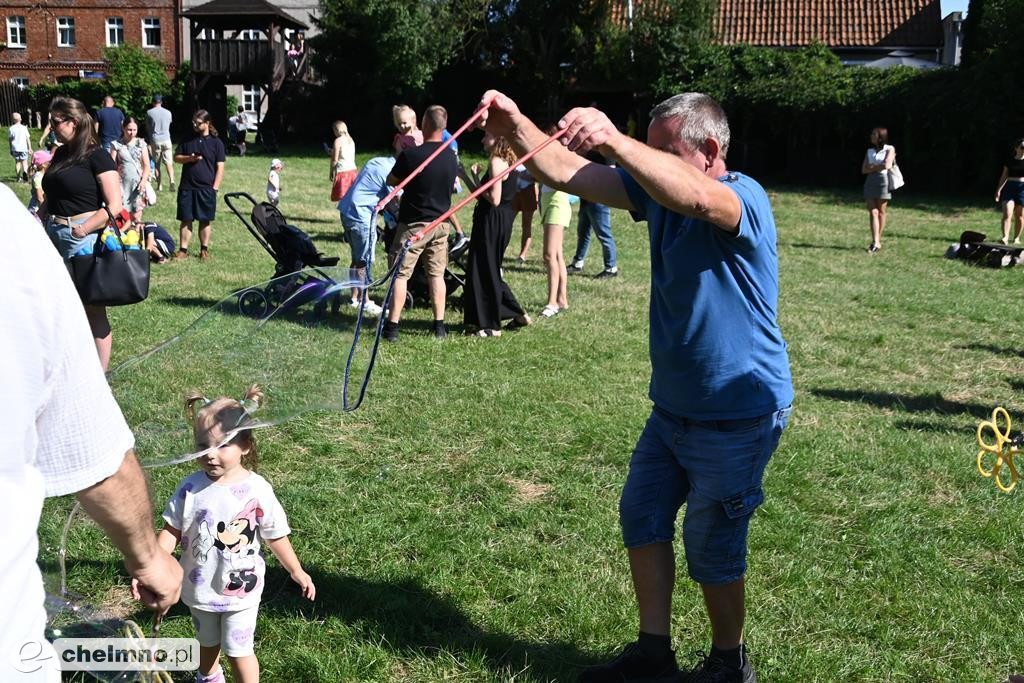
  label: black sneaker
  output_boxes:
[567,263,585,274]
[595,267,619,279]
[579,642,678,682]
[679,647,756,683]
[432,321,447,339]
[382,321,400,342]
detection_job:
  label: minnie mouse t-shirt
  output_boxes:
[163,471,290,612]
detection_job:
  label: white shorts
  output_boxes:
[189,604,259,657]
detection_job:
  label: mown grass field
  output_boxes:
[9,129,1024,682]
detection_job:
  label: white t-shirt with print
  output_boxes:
[266,170,280,202]
[163,471,290,612]
[0,183,134,680]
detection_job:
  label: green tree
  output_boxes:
[961,0,1024,67]
[312,0,484,103]
[101,44,172,119]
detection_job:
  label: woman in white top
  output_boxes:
[329,120,357,202]
[861,127,895,253]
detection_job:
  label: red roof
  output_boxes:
[715,0,943,48]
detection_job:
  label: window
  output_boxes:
[106,17,123,46]
[11,77,28,89]
[56,17,75,47]
[237,30,263,41]
[242,85,261,113]
[7,16,26,47]
[142,17,161,47]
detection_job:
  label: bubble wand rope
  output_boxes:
[405,128,565,248]
[374,95,496,213]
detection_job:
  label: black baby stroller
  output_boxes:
[380,202,469,309]
[224,192,344,319]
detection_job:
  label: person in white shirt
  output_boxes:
[266,158,282,206]
[144,385,315,683]
[0,184,182,681]
[9,112,32,182]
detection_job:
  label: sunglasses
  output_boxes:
[49,116,69,126]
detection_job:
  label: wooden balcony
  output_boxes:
[191,39,272,79]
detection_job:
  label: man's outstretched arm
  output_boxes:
[477,90,634,211]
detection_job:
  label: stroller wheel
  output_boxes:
[238,289,270,319]
[405,292,414,309]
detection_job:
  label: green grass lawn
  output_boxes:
[10,131,1024,682]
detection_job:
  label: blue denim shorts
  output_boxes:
[1001,180,1024,205]
[45,215,94,261]
[619,405,792,585]
[340,214,375,269]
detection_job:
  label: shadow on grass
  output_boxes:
[957,343,1024,359]
[811,388,997,420]
[782,242,863,252]
[768,185,980,216]
[260,566,597,681]
[290,215,340,225]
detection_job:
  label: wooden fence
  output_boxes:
[0,81,31,126]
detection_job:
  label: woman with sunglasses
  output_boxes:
[995,138,1024,244]
[39,96,124,371]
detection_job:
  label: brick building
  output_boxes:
[0,0,179,88]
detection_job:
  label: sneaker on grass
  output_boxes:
[679,646,756,683]
[579,642,678,682]
[350,299,383,317]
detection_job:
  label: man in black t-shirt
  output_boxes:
[383,105,458,341]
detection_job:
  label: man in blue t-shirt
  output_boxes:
[480,90,793,683]
[94,96,125,152]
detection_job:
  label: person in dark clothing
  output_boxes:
[40,96,124,370]
[462,132,531,336]
[383,105,458,341]
[173,110,226,262]
[94,96,125,152]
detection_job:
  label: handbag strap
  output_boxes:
[100,205,127,252]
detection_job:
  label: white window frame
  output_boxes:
[105,17,124,46]
[11,77,28,89]
[56,17,75,47]
[237,29,263,41]
[142,17,161,47]
[242,85,261,113]
[7,16,26,48]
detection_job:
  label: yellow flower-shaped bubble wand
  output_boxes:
[977,407,1023,493]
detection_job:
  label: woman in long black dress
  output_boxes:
[463,133,532,337]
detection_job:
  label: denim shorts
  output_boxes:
[619,405,792,585]
[45,215,94,261]
[1001,180,1024,205]
[340,214,375,269]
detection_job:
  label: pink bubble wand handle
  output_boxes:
[374,95,497,213]
[407,129,563,246]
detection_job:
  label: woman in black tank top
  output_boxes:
[995,138,1024,244]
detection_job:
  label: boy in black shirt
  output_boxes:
[384,105,458,340]
[173,111,226,262]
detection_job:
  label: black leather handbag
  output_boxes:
[67,208,150,306]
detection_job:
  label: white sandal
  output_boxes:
[540,305,560,318]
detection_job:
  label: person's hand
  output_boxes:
[476,90,520,139]
[129,549,182,614]
[996,192,1002,203]
[190,154,203,163]
[71,223,91,239]
[470,162,480,176]
[557,107,623,156]
[290,569,316,601]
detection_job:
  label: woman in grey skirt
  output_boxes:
[862,127,895,253]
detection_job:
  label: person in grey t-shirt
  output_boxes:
[146,95,175,191]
